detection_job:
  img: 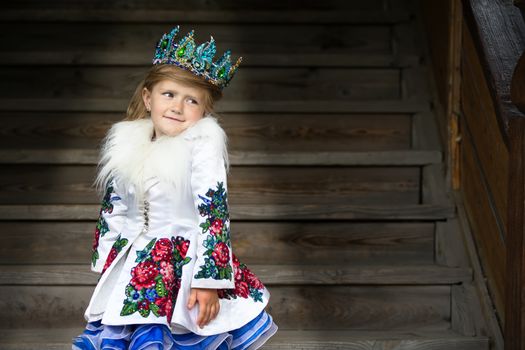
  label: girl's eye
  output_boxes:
[187,98,198,105]
[163,92,173,98]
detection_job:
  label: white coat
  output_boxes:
[84,115,271,336]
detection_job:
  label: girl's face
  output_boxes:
[142,79,207,138]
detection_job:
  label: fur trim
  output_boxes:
[93,114,229,203]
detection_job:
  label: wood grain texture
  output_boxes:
[462,0,525,142]
[435,219,470,268]
[454,192,505,350]
[505,118,525,349]
[0,67,400,101]
[0,329,489,350]
[0,10,410,24]
[0,203,456,221]
[0,98,431,113]
[0,52,420,67]
[2,0,389,11]
[0,150,442,166]
[461,23,510,231]
[0,221,435,265]
[0,285,451,330]
[0,112,413,152]
[451,285,476,336]
[460,122,506,318]
[0,264,472,286]
[0,23,392,54]
[0,165,421,205]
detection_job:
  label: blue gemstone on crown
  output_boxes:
[152,26,242,90]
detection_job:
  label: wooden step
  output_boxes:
[0,67,402,101]
[1,23,396,56]
[0,285,452,330]
[0,164,422,205]
[0,329,488,350]
[0,203,455,221]
[0,52,420,67]
[0,150,441,165]
[0,222,436,265]
[0,264,472,286]
[0,112,415,152]
[0,9,411,24]
[0,98,431,113]
[266,330,488,350]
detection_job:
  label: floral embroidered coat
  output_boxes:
[84,115,270,335]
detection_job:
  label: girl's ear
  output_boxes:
[142,87,151,110]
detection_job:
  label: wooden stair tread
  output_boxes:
[0,328,489,350]
[0,149,442,165]
[0,203,455,220]
[0,264,472,286]
[0,98,431,113]
[0,9,411,24]
[0,52,420,67]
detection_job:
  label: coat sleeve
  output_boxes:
[91,176,129,273]
[189,131,235,289]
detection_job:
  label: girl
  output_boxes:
[72,26,278,349]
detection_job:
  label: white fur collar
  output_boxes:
[93,114,229,203]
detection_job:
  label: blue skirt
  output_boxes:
[72,310,277,350]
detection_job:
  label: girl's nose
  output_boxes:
[171,98,183,114]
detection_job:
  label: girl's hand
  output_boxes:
[187,287,220,328]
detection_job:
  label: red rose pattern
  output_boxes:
[152,238,173,262]
[218,252,265,303]
[120,236,191,319]
[210,219,224,235]
[212,242,230,268]
[131,261,159,290]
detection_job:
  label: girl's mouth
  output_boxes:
[164,116,183,122]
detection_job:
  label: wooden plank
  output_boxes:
[401,67,430,100]
[0,329,489,350]
[0,23,392,55]
[0,264,472,286]
[0,150,442,165]
[392,20,420,57]
[462,0,525,142]
[462,24,510,230]
[453,192,504,350]
[505,117,525,349]
[435,219,470,268]
[412,112,443,151]
[0,203,456,221]
[0,112,413,152]
[0,98,431,113]
[3,0,388,11]
[0,285,451,330]
[0,67,400,101]
[0,9,410,24]
[0,221,435,265]
[460,123,506,319]
[0,165,421,205]
[265,330,488,350]
[451,284,476,336]
[421,164,451,206]
[0,52,420,67]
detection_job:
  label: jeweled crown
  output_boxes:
[152,26,242,90]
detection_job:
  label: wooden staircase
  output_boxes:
[0,0,491,348]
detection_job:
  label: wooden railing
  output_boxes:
[462,0,525,348]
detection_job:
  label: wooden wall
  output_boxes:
[422,0,509,325]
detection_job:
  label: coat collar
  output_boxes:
[93,114,227,203]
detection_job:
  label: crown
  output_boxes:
[152,26,242,90]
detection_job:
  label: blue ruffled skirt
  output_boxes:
[72,310,277,350]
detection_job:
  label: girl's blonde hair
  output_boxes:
[124,64,223,121]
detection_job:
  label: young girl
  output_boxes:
[72,26,278,350]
